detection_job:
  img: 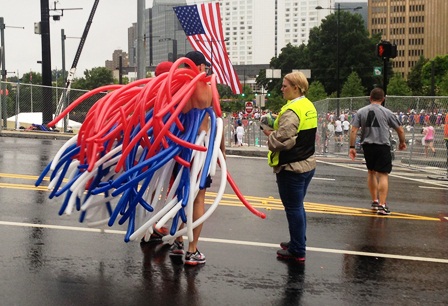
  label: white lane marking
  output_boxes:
[313,177,335,181]
[227,155,265,159]
[318,160,448,189]
[1,220,447,264]
[0,220,126,235]
[418,186,448,190]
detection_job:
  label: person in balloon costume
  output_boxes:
[35,51,264,267]
[168,51,226,265]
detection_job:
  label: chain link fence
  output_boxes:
[1,81,447,177]
[312,96,448,178]
[0,81,104,132]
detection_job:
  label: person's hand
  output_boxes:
[398,142,407,150]
[263,129,272,136]
[349,148,356,160]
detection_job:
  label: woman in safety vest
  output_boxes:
[262,71,317,262]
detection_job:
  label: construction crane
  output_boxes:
[55,0,100,124]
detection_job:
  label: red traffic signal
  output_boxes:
[376,41,397,59]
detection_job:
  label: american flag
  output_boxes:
[174,3,242,94]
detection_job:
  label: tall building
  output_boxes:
[219,0,275,65]
[277,0,332,57]
[368,0,448,78]
[127,0,192,69]
[129,0,369,76]
[220,0,367,65]
[128,23,137,68]
[105,49,129,70]
[150,0,190,65]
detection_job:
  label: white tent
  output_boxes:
[7,112,82,129]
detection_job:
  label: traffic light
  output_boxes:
[241,93,245,97]
[376,41,397,59]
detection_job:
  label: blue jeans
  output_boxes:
[276,168,315,257]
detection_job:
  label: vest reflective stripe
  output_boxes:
[268,97,318,167]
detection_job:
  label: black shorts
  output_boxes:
[362,143,392,173]
[204,174,212,188]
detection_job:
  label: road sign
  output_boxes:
[245,101,253,114]
[374,67,382,76]
[292,69,311,78]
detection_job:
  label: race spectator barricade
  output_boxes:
[0,80,447,178]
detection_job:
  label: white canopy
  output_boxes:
[7,112,82,129]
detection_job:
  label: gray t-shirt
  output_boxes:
[352,104,401,146]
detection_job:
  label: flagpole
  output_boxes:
[208,37,228,74]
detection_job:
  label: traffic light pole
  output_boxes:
[376,40,397,106]
[382,57,389,106]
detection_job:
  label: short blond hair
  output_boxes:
[284,71,309,95]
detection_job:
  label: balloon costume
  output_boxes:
[35,57,265,243]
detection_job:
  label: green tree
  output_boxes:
[21,71,42,84]
[439,71,448,96]
[257,43,310,96]
[387,73,412,96]
[340,71,365,97]
[307,80,327,102]
[217,84,234,98]
[407,55,428,96]
[72,67,114,90]
[271,43,310,76]
[307,11,382,96]
[52,69,66,87]
[421,54,448,96]
[264,90,284,113]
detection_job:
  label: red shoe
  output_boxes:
[276,249,305,262]
[147,226,169,242]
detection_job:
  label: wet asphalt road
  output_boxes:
[0,135,448,306]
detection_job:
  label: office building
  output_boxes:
[105,49,129,71]
[368,0,448,78]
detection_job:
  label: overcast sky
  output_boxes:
[1,0,364,80]
[1,0,158,79]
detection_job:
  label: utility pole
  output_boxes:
[0,17,24,129]
[137,0,145,79]
[39,0,83,124]
[40,0,53,125]
[0,17,6,129]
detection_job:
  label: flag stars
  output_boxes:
[174,6,205,35]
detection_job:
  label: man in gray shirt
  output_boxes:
[349,87,406,215]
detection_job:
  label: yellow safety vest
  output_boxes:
[268,97,317,167]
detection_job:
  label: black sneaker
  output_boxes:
[371,201,380,211]
[377,204,391,215]
[169,240,185,256]
[276,249,305,262]
[280,241,290,250]
[185,250,206,265]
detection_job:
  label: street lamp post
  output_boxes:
[0,17,24,129]
[316,4,362,118]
